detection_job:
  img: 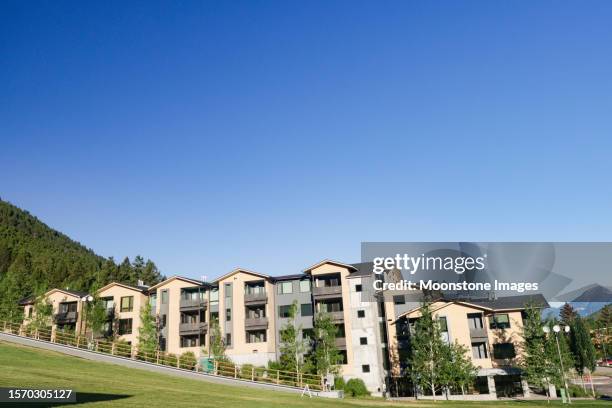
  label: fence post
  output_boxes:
[111,342,116,355]
[234,365,237,378]
[76,336,80,348]
[251,367,254,381]
[276,370,280,384]
[214,360,218,376]
[156,350,160,365]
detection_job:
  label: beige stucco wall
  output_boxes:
[45,290,84,337]
[309,263,355,375]
[153,278,208,357]
[217,271,276,364]
[97,284,148,345]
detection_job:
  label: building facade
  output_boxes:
[17,259,547,398]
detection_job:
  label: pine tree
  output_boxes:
[559,303,578,326]
[313,312,341,377]
[279,300,311,373]
[569,316,597,394]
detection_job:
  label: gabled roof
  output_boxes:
[394,294,549,320]
[18,296,35,306]
[97,282,149,294]
[213,268,270,283]
[271,273,308,282]
[303,259,358,273]
[45,288,89,299]
[148,275,208,291]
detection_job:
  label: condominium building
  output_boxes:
[96,282,149,345]
[17,259,546,398]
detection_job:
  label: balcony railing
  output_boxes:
[54,312,78,324]
[469,327,488,339]
[245,317,268,329]
[180,298,207,309]
[244,292,267,305]
[315,310,344,322]
[179,322,208,333]
[335,337,346,349]
[312,285,342,298]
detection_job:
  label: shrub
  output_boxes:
[568,385,589,398]
[240,363,255,379]
[161,353,178,367]
[344,378,370,397]
[334,376,346,390]
[179,351,197,370]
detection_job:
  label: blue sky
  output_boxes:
[2,1,612,280]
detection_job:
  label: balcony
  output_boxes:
[180,298,207,310]
[245,317,268,330]
[54,312,78,324]
[312,285,342,299]
[179,321,208,334]
[315,310,344,322]
[469,327,488,340]
[244,292,267,305]
[335,337,346,349]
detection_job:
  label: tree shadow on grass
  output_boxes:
[3,392,131,407]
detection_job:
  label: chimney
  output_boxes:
[137,279,145,287]
[201,275,208,283]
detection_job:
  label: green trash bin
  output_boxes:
[200,357,214,373]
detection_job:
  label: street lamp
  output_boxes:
[543,324,572,404]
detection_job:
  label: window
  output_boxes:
[278,281,293,294]
[335,324,345,338]
[225,333,232,346]
[161,290,168,305]
[299,280,311,293]
[161,314,167,328]
[28,308,33,318]
[493,343,516,359]
[355,284,362,292]
[338,350,348,364]
[319,300,342,313]
[226,308,231,321]
[360,337,368,345]
[149,295,156,309]
[490,314,511,329]
[181,313,197,323]
[300,303,313,317]
[302,329,314,341]
[209,289,219,302]
[393,295,405,305]
[120,296,134,312]
[467,313,484,329]
[246,330,266,343]
[279,305,292,318]
[362,364,370,373]
[472,342,488,359]
[180,336,198,348]
[247,306,265,319]
[225,283,232,298]
[438,317,448,332]
[118,318,132,335]
[357,310,365,318]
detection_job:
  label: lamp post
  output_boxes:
[81,295,93,344]
[543,324,571,404]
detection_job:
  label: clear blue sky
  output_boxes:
[2,1,611,280]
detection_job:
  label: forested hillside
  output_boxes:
[0,198,164,320]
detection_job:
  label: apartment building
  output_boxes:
[20,288,88,340]
[96,282,149,345]
[147,276,210,357]
[384,293,548,398]
[17,260,546,398]
[214,269,277,366]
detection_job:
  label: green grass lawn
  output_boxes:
[0,341,606,408]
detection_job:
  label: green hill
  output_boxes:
[0,198,163,320]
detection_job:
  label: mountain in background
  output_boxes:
[0,198,163,319]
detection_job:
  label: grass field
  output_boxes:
[0,341,607,408]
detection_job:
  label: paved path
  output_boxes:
[0,332,318,396]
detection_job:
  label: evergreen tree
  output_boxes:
[313,312,341,377]
[407,301,449,400]
[118,257,134,283]
[141,259,163,286]
[279,300,311,373]
[559,303,578,325]
[0,241,12,278]
[569,316,597,393]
